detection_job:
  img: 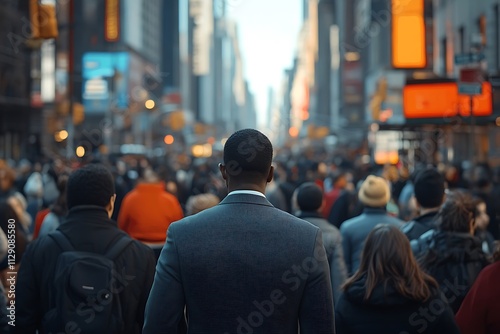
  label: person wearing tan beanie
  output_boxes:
[340,175,404,275]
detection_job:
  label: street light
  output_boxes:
[76,146,85,157]
[145,99,155,110]
[164,135,174,145]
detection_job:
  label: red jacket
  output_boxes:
[456,261,500,334]
[118,182,184,243]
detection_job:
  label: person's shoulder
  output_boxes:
[340,215,363,232]
[112,231,156,260]
[478,261,500,279]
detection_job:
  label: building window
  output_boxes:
[458,26,465,53]
[441,37,447,76]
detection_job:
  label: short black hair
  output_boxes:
[414,167,445,208]
[223,129,273,177]
[296,182,323,212]
[66,164,115,209]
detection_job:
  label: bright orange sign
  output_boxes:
[403,82,492,119]
[392,0,426,68]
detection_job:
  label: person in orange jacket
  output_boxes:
[118,168,184,260]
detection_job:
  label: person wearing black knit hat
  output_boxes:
[402,167,445,241]
[16,163,157,333]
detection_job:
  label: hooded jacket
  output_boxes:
[335,276,460,334]
[412,230,490,313]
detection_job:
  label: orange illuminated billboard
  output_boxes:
[392,0,426,69]
[403,82,492,119]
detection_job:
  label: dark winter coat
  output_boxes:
[412,230,490,313]
[15,205,157,334]
[335,276,460,334]
[402,210,440,241]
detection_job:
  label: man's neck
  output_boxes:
[227,183,266,194]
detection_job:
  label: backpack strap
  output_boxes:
[49,230,75,252]
[50,230,132,260]
[105,236,133,260]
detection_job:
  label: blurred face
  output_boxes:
[0,170,11,191]
[475,202,489,230]
[335,176,347,189]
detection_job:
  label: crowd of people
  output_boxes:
[0,128,500,333]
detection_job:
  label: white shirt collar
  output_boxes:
[227,190,266,198]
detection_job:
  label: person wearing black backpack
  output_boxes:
[15,163,157,334]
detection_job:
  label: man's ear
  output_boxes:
[106,194,117,217]
[219,163,228,181]
[267,166,274,183]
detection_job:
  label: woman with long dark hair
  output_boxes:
[335,224,459,333]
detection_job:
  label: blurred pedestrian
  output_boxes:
[185,193,220,216]
[294,182,347,304]
[322,171,347,218]
[473,197,495,256]
[143,129,335,334]
[7,192,32,238]
[0,165,17,201]
[340,175,404,275]
[0,201,28,293]
[118,168,184,260]
[412,191,490,313]
[16,163,156,333]
[402,167,445,241]
[37,175,68,238]
[335,224,459,334]
[472,165,500,239]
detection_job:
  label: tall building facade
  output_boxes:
[0,1,39,160]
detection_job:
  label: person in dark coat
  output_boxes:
[15,164,157,334]
[402,167,445,241]
[335,224,459,334]
[411,191,490,313]
[472,166,500,240]
[474,197,496,256]
[340,175,404,275]
[143,129,335,334]
[294,182,348,304]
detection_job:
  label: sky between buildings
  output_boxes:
[228,0,302,129]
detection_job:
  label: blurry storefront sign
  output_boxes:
[366,71,405,125]
[403,82,492,119]
[105,0,120,42]
[374,131,400,165]
[190,0,213,75]
[82,52,129,113]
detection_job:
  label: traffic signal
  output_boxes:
[30,0,58,40]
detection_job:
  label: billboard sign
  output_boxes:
[82,52,129,113]
[403,82,492,119]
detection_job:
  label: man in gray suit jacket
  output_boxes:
[144,129,335,334]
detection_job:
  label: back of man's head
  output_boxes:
[414,167,445,209]
[223,129,273,178]
[296,182,323,212]
[66,164,115,209]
